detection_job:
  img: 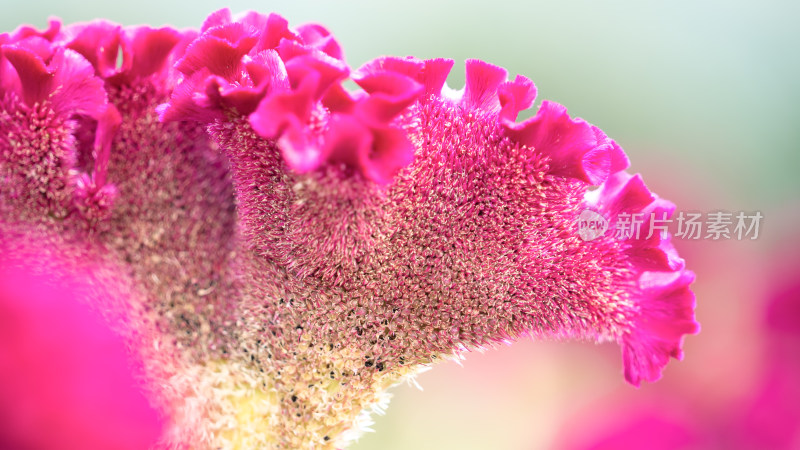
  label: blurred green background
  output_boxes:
[3,1,798,448]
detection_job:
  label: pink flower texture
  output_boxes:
[0,9,699,448]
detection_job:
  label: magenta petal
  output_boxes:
[1,45,54,105]
[622,270,700,386]
[90,105,121,187]
[591,172,668,245]
[461,58,508,113]
[65,21,123,77]
[10,18,61,42]
[353,70,423,125]
[295,23,343,60]
[255,13,301,51]
[503,100,611,184]
[0,36,10,91]
[498,74,537,121]
[213,80,264,116]
[580,146,614,186]
[634,198,677,246]
[590,173,685,270]
[277,122,325,173]
[584,169,698,383]
[592,125,630,173]
[322,113,372,171]
[625,240,686,273]
[352,56,425,81]
[201,8,233,32]
[592,172,655,217]
[364,126,415,184]
[284,54,348,98]
[420,58,454,96]
[249,73,316,138]
[48,49,107,118]
[245,49,289,89]
[176,22,258,79]
[158,69,224,123]
[321,83,366,114]
[126,26,182,79]
[8,36,55,61]
[2,46,106,118]
[352,57,423,83]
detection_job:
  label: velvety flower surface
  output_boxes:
[0,9,699,448]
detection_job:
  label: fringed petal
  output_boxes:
[498,74,537,122]
[461,58,508,113]
[584,170,698,385]
[1,45,106,118]
[502,100,612,185]
[1,45,54,105]
[295,23,343,60]
[125,26,183,80]
[48,49,107,117]
[176,22,258,79]
[156,68,224,123]
[621,271,700,386]
[201,8,233,32]
[64,21,123,78]
[351,69,423,125]
[9,18,61,42]
[419,58,454,96]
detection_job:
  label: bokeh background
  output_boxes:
[3,1,798,448]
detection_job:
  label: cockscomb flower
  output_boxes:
[0,8,699,448]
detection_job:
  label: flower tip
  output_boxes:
[202,8,233,32]
[126,26,183,80]
[10,17,62,42]
[175,21,258,79]
[461,58,508,113]
[417,58,454,96]
[351,56,425,82]
[1,44,52,104]
[622,270,700,387]
[498,74,537,121]
[295,23,344,61]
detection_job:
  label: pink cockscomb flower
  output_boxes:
[0,8,699,448]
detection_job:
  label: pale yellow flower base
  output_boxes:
[162,355,427,449]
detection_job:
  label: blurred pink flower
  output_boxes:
[0,252,163,449]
